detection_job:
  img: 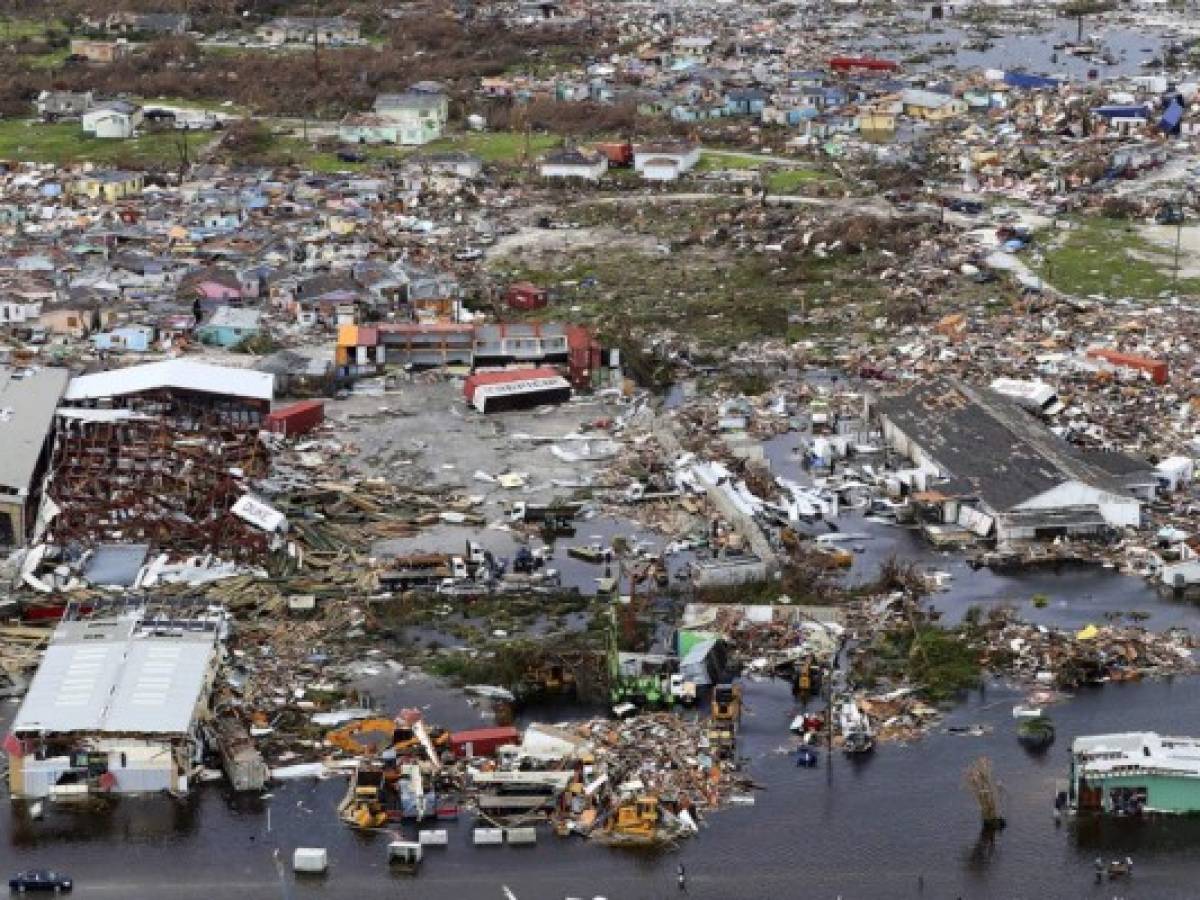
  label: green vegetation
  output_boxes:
[907,626,983,703]
[1032,216,1200,299]
[0,120,186,167]
[767,168,832,193]
[855,621,982,703]
[0,17,64,40]
[425,130,561,163]
[696,151,765,172]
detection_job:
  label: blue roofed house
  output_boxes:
[92,324,155,353]
[725,88,769,117]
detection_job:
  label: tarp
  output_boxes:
[1003,71,1058,90]
[1076,624,1099,641]
[1093,105,1150,119]
[1160,100,1184,132]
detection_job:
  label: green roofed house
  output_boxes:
[196,306,264,349]
[1069,732,1200,815]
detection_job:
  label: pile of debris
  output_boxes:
[978,611,1196,689]
[567,711,760,844]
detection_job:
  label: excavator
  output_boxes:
[711,683,742,728]
[345,780,390,829]
[607,795,662,841]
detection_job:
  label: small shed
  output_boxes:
[505,282,549,311]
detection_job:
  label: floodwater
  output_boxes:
[859,13,1169,79]
[7,671,1200,898]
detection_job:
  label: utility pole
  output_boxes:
[1173,196,1184,295]
[311,0,322,82]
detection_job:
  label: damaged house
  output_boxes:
[873,379,1141,544]
[7,606,222,800]
[0,366,69,548]
[48,360,275,557]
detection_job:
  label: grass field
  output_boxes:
[767,168,831,193]
[1033,216,1200,299]
[424,131,561,163]
[696,151,765,171]
[0,120,188,167]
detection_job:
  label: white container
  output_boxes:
[506,827,537,845]
[473,827,504,845]
[418,829,449,846]
[292,847,328,874]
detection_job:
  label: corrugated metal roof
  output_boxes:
[0,366,70,494]
[63,359,273,403]
[12,615,218,736]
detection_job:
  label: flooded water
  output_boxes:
[7,671,1200,898]
[856,13,1169,79]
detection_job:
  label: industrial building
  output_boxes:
[0,366,69,548]
[874,379,1142,544]
[7,606,223,800]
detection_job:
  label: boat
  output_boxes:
[838,699,875,754]
[1012,704,1043,719]
[1017,715,1056,751]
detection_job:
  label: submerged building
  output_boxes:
[6,607,223,800]
[1069,732,1200,815]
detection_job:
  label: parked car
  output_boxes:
[948,198,984,215]
[9,870,73,893]
[453,247,483,261]
[336,150,367,163]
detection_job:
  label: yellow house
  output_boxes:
[900,89,967,122]
[857,109,897,134]
[76,171,144,202]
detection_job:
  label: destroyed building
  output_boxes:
[874,379,1142,544]
[0,366,69,549]
[7,606,223,800]
[47,360,275,557]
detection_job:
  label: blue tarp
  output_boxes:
[1160,100,1184,132]
[1004,71,1059,90]
[1093,105,1151,119]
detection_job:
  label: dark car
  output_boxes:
[948,198,984,215]
[336,150,367,163]
[8,870,73,893]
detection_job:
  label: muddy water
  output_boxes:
[7,672,1200,899]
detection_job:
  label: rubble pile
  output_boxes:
[977,612,1197,689]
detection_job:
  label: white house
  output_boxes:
[633,141,700,177]
[539,148,608,181]
[372,92,448,145]
[82,101,143,139]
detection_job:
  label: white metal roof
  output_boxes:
[0,367,70,493]
[63,359,274,403]
[1073,732,1200,777]
[12,615,219,736]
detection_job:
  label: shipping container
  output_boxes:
[265,399,325,436]
[594,141,634,167]
[505,282,549,311]
[449,726,520,758]
[463,368,571,413]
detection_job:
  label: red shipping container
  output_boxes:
[594,141,633,167]
[505,282,549,311]
[828,56,899,72]
[1086,348,1168,385]
[265,399,325,436]
[450,726,520,758]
